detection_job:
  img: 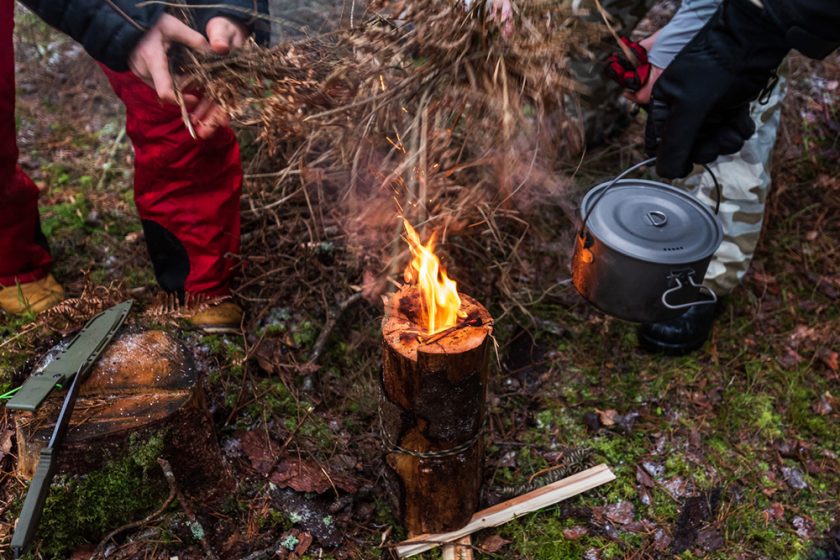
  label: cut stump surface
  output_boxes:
[15,328,229,499]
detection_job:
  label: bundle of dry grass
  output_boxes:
[184,0,604,325]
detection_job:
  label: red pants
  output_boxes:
[0,0,242,297]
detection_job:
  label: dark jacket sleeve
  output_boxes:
[187,0,270,45]
[19,0,165,71]
[763,0,840,59]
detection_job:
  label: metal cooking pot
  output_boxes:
[572,158,724,323]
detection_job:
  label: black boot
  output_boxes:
[637,304,718,356]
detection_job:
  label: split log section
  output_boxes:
[15,329,231,501]
[381,285,493,534]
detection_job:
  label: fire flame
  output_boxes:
[403,220,463,335]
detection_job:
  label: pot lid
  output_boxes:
[580,178,723,263]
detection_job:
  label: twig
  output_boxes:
[308,292,364,363]
[90,461,177,559]
[592,0,639,66]
[157,458,219,560]
[94,127,126,192]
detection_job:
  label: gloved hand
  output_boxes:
[604,37,651,92]
[646,0,790,179]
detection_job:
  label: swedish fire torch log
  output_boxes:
[381,222,493,534]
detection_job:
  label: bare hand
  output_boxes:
[206,16,248,54]
[623,33,662,105]
[489,0,514,39]
[624,65,663,105]
[188,17,249,138]
[128,14,210,105]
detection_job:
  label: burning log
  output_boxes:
[381,220,493,534]
[381,286,492,534]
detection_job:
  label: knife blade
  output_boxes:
[6,300,134,412]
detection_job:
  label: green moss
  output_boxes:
[26,434,168,558]
[292,320,318,349]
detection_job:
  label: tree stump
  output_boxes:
[15,328,231,501]
[381,285,492,535]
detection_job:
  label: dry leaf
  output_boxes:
[563,526,588,540]
[812,391,835,415]
[241,429,276,475]
[819,349,839,371]
[479,533,511,553]
[271,458,358,494]
[595,408,618,427]
[294,532,313,556]
[604,501,635,525]
[762,502,785,524]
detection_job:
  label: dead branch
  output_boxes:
[157,458,219,560]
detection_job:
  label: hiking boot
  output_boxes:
[188,301,243,333]
[0,274,65,315]
[637,303,718,356]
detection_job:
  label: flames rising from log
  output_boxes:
[402,220,464,335]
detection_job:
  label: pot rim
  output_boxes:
[580,178,724,265]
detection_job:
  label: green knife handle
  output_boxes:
[11,447,57,557]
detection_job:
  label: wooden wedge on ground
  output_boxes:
[395,463,616,557]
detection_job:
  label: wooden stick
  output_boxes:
[395,464,615,557]
[442,536,473,560]
[593,0,639,67]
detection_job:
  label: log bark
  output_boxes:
[381,285,492,535]
[15,328,231,502]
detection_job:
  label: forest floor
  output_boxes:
[1,9,838,560]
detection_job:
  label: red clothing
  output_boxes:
[0,0,53,286]
[0,0,242,297]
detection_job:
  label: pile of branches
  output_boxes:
[185,0,604,324]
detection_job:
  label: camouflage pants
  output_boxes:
[675,73,788,296]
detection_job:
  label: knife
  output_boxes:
[8,300,133,558]
[7,300,133,412]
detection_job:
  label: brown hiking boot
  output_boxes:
[188,301,244,333]
[0,274,65,315]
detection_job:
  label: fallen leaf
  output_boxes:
[604,501,635,525]
[781,466,808,490]
[818,350,839,371]
[653,528,672,551]
[478,533,510,553]
[0,429,13,460]
[595,409,618,427]
[271,458,358,494]
[562,526,588,540]
[293,532,313,557]
[778,347,805,369]
[762,502,785,524]
[663,477,689,499]
[812,391,835,415]
[789,325,819,346]
[241,430,277,475]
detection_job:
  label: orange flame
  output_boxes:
[403,219,463,335]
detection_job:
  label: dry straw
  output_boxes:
[183,0,603,324]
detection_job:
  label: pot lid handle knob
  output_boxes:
[646,210,668,227]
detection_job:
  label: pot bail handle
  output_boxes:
[579,157,722,237]
[661,270,718,310]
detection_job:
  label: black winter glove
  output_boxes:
[647,0,790,179]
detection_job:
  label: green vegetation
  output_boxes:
[24,434,168,559]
